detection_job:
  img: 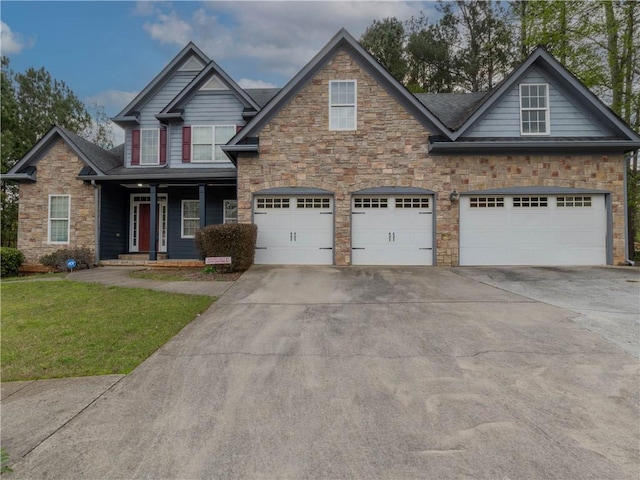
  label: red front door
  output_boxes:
[139,204,151,251]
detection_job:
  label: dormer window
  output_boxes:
[520,84,550,135]
[141,129,160,165]
[329,80,356,130]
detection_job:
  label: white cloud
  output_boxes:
[238,78,277,89]
[85,90,138,114]
[0,21,34,55]
[139,2,435,84]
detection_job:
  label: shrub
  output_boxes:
[40,247,95,272]
[0,247,25,277]
[194,223,257,272]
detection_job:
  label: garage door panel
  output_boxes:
[351,196,433,266]
[254,196,333,265]
[460,195,607,266]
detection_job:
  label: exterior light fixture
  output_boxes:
[449,190,460,202]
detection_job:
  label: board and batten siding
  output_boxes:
[124,71,199,166]
[169,91,246,168]
[99,184,128,260]
[465,67,615,138]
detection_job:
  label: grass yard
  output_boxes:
[1,280,214,381]
[130,267,242,282]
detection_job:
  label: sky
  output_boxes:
[1,1,438,143]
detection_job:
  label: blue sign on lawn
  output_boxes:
[66,259,77,270]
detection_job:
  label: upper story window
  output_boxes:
[520,84,550,135]
[191,125,235,162]
[141,129,160,165]
[329,80,356,130]
[48,195,70,244]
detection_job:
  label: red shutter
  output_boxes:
[182,126,191,163]
[236,124,243,134]
[131,129,140,165]
[159,129,167,165]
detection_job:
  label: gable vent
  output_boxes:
[179,57,205,72]
[200,75,227,91]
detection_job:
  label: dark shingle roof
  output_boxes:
[58,127,122,172]
[415,92,488,130]
[109,143,125,161]
[245,88,281,107]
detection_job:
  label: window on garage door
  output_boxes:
[353,197,388,208]
[256,197,290,209]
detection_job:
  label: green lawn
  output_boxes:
[1,280,215,381]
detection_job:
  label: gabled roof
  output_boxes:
[225,28,452,159]
[4,126,121,181]
[244,88,281,108]
[112,42,210,123]
[451,47,640,142]
[156,59,260,121]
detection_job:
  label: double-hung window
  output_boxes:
[223,200,238,224]
[329,80,356,130]
[192,125,235,162]
[48,195,70,243]
[181,200,200,238]
[140,129,160,165]
[520,84,550,135]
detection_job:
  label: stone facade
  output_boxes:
[236,49,627,266]
[17,139,96,264]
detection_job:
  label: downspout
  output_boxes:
[623,155,635,265]
[91,180,100,265]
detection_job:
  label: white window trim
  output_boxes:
[519,83,550,136]
[223,199,238,224]
[140,128,160,165]
[191,125,236,163]
[329,80,357,131]
[48,194,70,244]
[181,199,200,239]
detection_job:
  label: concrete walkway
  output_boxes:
[3,266,638,479]
[66,266,234,297]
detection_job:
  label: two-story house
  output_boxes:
[6,29,640,267]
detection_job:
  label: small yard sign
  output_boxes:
[205,256,232,265]
[66,258,77,271]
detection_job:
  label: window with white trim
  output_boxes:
[297,198,331,209]
[470,197,505,208]
[354,197,388,208]
[329,80,356,130]
[192,125,236,162]
[520,84,550,135]
[256,198,290,209]
[224,200,238,223]
[141,129,160,165]
[48,195,70,243]
[557,196,592,207]
[395,197,430,209]
[181,200,200,238]
[513,196,548,207]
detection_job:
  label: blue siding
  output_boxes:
[167,186,236,259]
[466,67,614,138]
[99,184,128,259]
[124,70,199,166]
[168,91,246,168]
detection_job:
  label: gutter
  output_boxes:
[76,170,237,181]
[429,140,640,154]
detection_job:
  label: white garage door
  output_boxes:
[460,194,607,266]
[254,196,333,265]
[351,196,433,265]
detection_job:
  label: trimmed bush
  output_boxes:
[0,247,25,277]
[194,224,257,272]
[40,247,94,272]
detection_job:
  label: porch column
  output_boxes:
[198,184,206,230]
[149,184,158,261]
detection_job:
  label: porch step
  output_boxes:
[117,253,169,260]
[100,259,205,268]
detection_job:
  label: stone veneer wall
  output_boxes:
[17,139,96,264]
[236,50,627,266]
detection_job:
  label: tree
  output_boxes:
[359,18,407,83]
[1,57,93,247]
[85,103,114,150]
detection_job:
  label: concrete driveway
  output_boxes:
[4,266,639,479]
